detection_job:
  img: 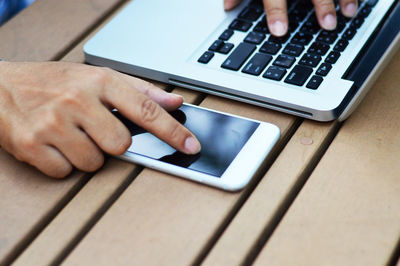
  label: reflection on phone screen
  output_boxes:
[114,105,259,177]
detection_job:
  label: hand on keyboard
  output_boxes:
[224,0,358,36]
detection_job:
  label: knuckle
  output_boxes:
[59,89,85,110]
[169,122,184,144]
[116,134,132,154]
[140,99,161,124]
[266,6,286,16]
[18,132,39,154]
[314,0,335,9]
[141,81,153,97]
[41,112,63,132]
[92,67,110,84]
[107,126,132,155]
[81,152,104,172]
[47,163,73,178]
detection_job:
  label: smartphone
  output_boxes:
[113,104,280,191]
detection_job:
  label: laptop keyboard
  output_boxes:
[197,0,378,90]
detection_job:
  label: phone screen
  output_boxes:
[114,104,260,177]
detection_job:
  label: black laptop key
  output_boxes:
[342,27,357,40]
[242,53,273,76]
[221,42,256,71]
[299,53,321,67]
[335,21,347,33]
[285,65,313,86]
[325,51,340,64]
[336,13,350,32]
[283,43,304,57]
[269,33,291,44]
[263,66,287,81]
[259,41,281,55]
[250,0,263,7]
[351,16,365,29]
[273,54,296,68]
[291,32,313,45]
[308,42,330,55]
[289,8,308,23]
[337,13,351,24]
[229,19,253,32]
[366,0,378,7]
[218,43,235,54]
[244,31,266,44]
[239,6,264,21]
[254,21,269,34]
[296,0,313,10]
[300,15,320,34]
[219,29,234,41]
[288,20,299,32]
[333,39,349,52]
[198,51,214,64]
[317,30,338,44]
[209,40,224,51]
[306,75,324,90]
[359,6,372,17]
[316,63,332,76]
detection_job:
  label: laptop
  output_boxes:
[84,0,400,121]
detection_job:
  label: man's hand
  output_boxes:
[0,61,201,178]
[224,0,358,36]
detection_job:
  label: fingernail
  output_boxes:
[270,21,287,37]
[323,14,337,30]
[184,136,201,154]
[171,93,183,100]
[344,3,357,17]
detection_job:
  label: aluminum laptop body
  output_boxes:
[84,0,400,121]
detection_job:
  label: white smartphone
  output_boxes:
[114,103,280,191]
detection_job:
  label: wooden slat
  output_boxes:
[0,152,87,265]
[61,97,296,265]
[0,0,126,61]
[254,49,400,265]
[14,64,202,266]
[0,0,125,264]
[11,3,186,264]
[10,8,298,264]
[203,119,338,265]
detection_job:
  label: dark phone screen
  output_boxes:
[114,104,259,177]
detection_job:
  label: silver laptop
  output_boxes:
[84,0,400,121]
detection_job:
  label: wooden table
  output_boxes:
[0,1,399,265]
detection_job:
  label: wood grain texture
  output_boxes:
[62,97,296,266]
[0,150,88,264]
[0,0,125,264]
[14,89,203,265]
[0,0,126,61]
[254,49,400,266]
[203,119,338,265]
[11,2,179,264]
[13,158,139,266]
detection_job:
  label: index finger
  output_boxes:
[312,0,337,30]
[263,0,288,37]
[102,77,201,155]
